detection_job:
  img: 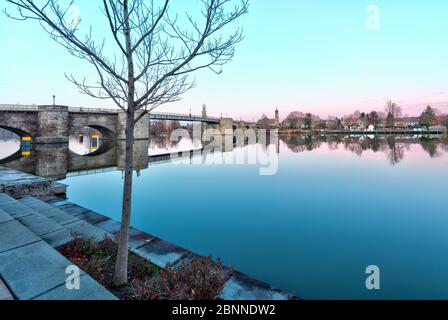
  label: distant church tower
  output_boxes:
[202,104,208,118]
[274,108,280,128]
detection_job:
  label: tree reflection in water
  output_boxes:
[280,135,448,166]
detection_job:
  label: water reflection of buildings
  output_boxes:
[280,135,448,166]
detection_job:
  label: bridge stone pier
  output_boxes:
[117,111,149,140]
[219,117,234,135]
[34,143,69,180]
[36,105,69,144]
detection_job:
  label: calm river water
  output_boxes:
[1,132,448,299]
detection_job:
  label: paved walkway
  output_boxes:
[0,193,116,300]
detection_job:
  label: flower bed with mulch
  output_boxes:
[58,237,228,300]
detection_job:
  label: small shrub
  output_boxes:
[129,257,227,300]
[59,238,227,300]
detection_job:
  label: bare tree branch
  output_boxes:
[4,0,248,286]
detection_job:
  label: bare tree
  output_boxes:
[385,100,402,130]
[386,137,405,165]
[4,0,248,286]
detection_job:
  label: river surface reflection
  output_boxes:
[0,133,448,299]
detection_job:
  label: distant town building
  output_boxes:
[274,108,280,129]
[395,117,420,129]
[257,109,280,129]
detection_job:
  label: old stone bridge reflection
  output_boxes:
[0,104,263,180]
[0,132,280,180]
[0,138,207,180]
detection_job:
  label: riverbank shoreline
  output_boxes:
[0,166,295,300]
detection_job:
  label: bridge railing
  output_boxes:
[149,111,220,122]
[0,104,120,114]
[0,104,248,123]
[0,104,38,111]
[68,107,119,114]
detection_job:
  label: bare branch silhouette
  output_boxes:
[4,0,248,286]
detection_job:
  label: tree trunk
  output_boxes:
[114,0,135,287]
[114,109,135,286]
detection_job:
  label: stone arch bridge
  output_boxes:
[0,104,256,143]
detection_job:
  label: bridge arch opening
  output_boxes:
[69,125,114,156]
[0,127,33,164]
[0,125,32,139]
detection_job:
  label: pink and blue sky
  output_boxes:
[1,0,447,121]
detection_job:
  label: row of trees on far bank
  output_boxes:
[258,101,447,131]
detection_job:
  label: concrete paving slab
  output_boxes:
[33,274,117,300]
[64,220,110,242]
[0,277,14,300]
[0,193,16,205]
[58,204,91,216]
[135,239,188,268]
[128,228,157,249]
[76,216,155,248]
[76,211,110,225]
[0,241,80,300]
[220,273,290,301]
[43,198,72,207]
[42,219,111,249]
[41,228,76,248]
[17,213,64,237]
[19,196,78,225]
[95,219,121,235]
[0,220,41,253]
[0,201,35,219]
[0,208,13,224]
[47,210,79,225]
